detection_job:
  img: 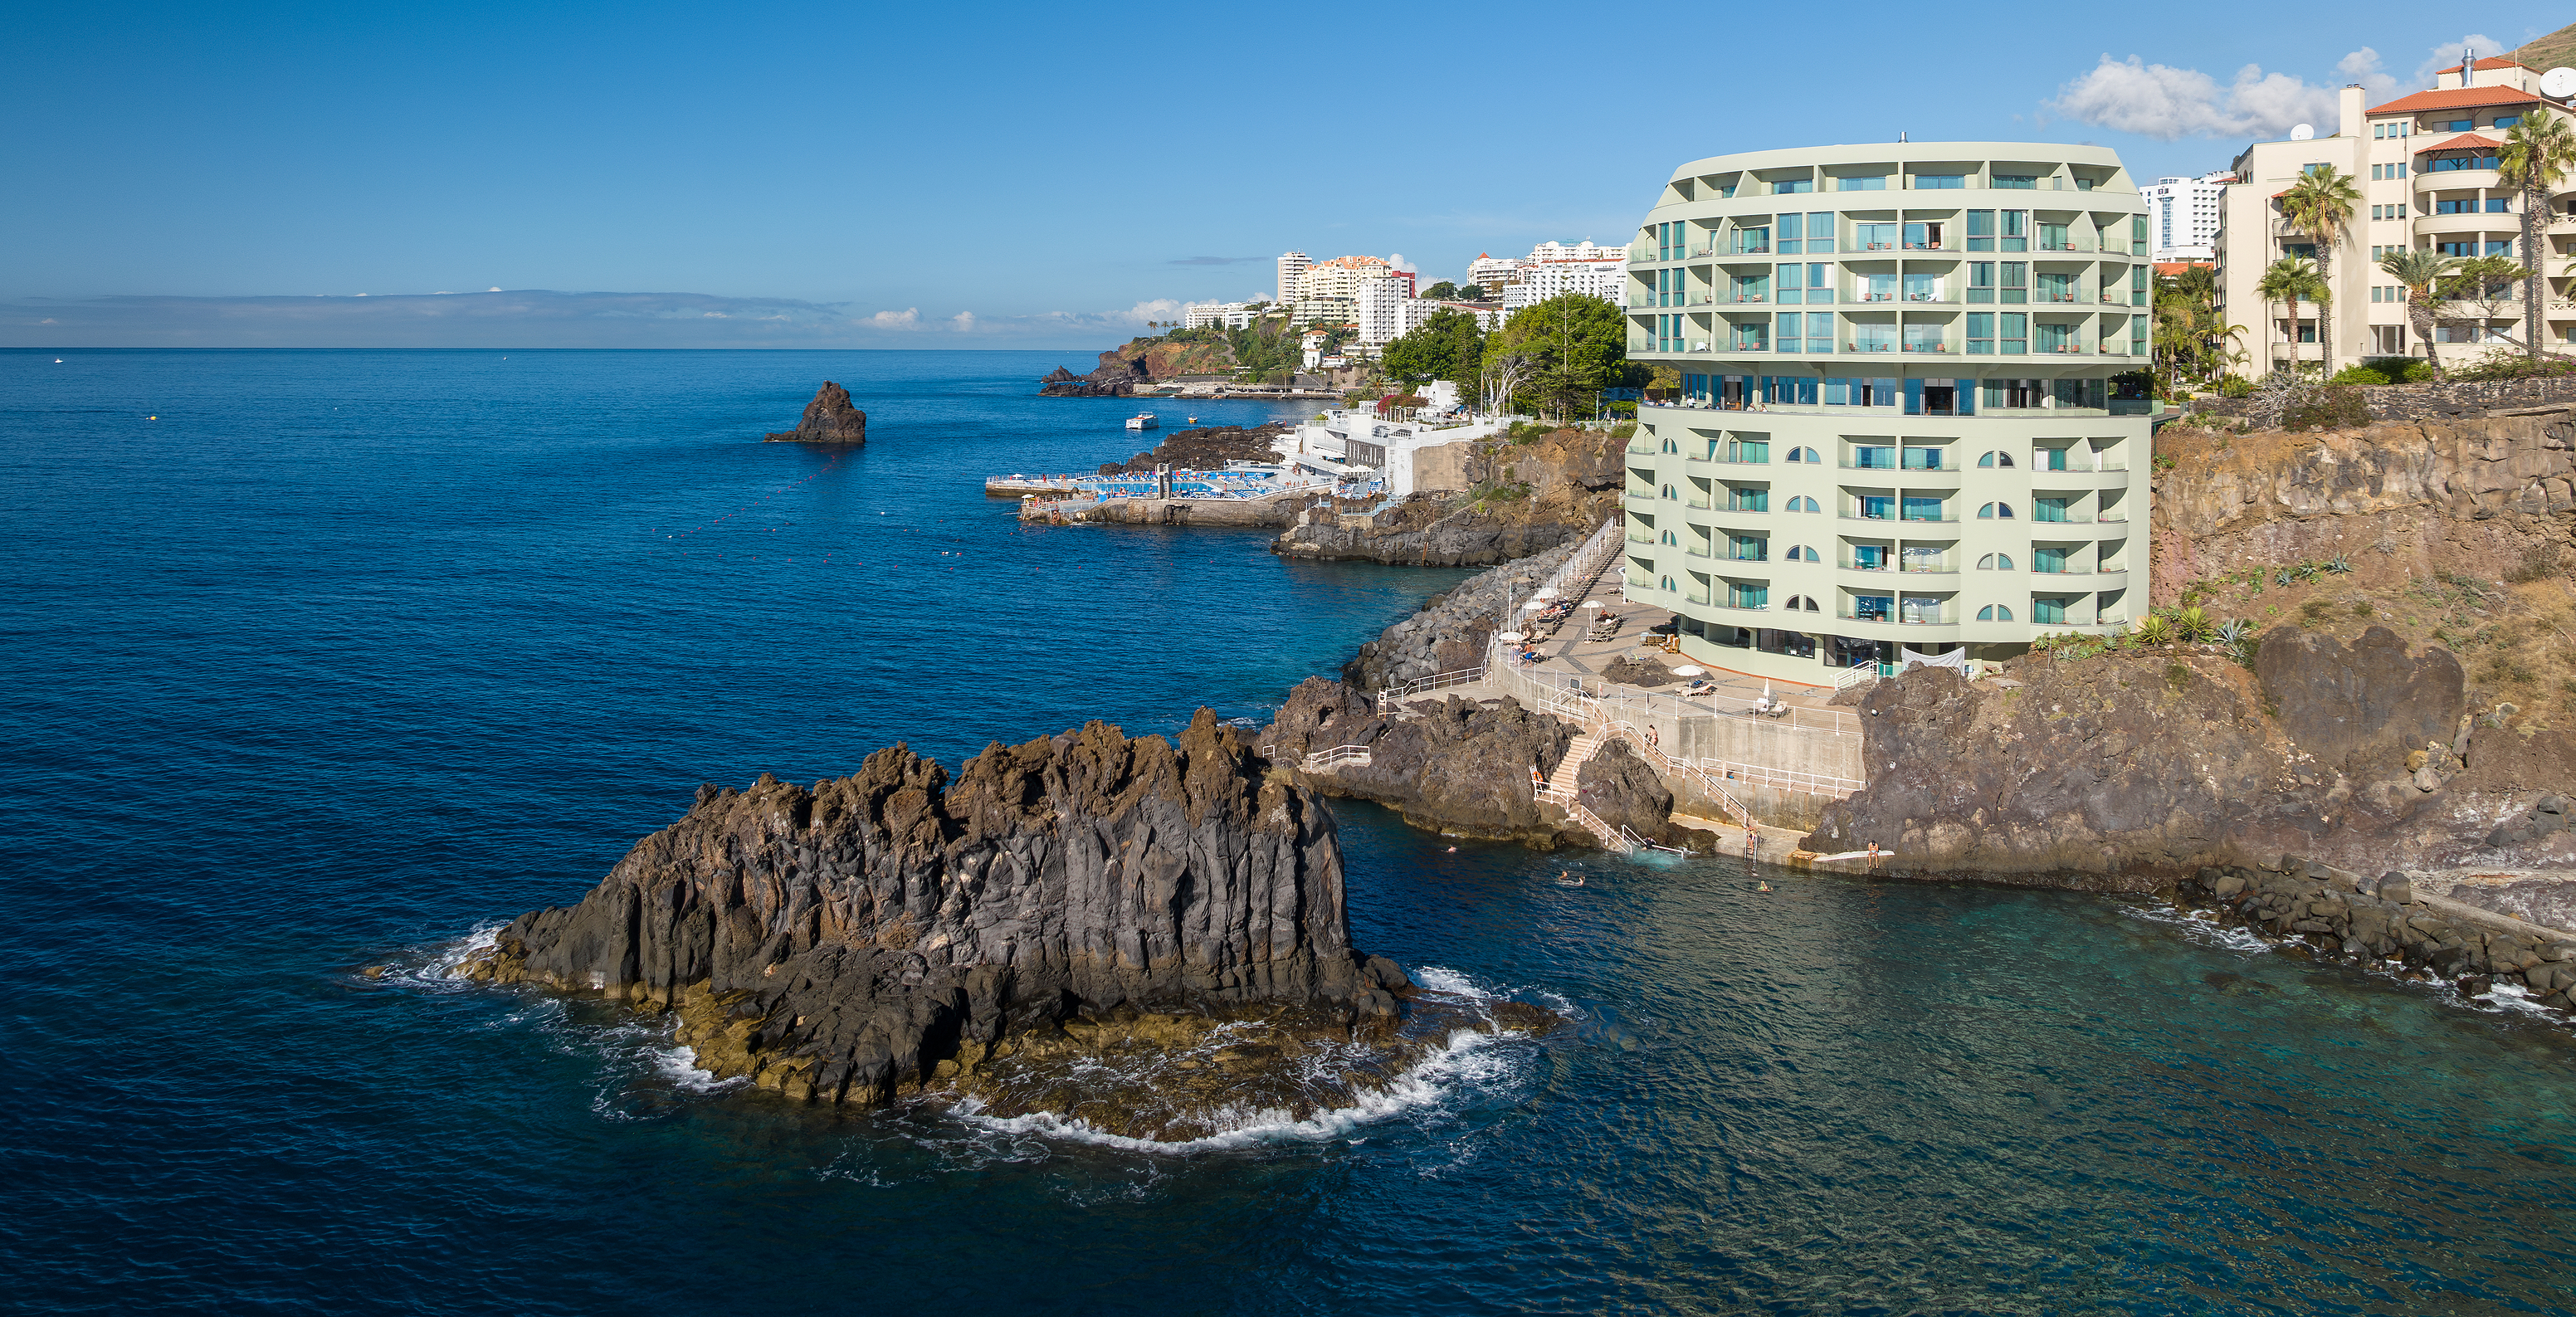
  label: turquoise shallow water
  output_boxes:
[5,348,2576,1315]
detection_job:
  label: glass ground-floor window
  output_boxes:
[1826,636,1886,668]
[2032,597,2069,623]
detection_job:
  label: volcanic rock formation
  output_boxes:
[461,710,1408,1108]
[764,382,868,444]
[1037,350,1152,398]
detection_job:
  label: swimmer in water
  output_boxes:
[1757,880,1773,892]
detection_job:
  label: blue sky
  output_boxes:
[0,2,2555,348]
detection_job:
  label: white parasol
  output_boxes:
[1499,631,1525,642]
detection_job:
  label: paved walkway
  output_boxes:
[1493,559,1859,732]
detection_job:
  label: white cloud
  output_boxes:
[2048,54,2339,141]
[1386,251,1418,274]
[2336,47,2399,104]
[1120,299,1183,323]
[867,307,921,328]
[2416,34,2506,86]
[949,311,977,330]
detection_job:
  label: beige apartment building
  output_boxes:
[2217,56,2573,372]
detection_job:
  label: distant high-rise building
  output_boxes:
[2139,173,2228,261]
[1276,251,1310,305]
[1466,252,1520,292]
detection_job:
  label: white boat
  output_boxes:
[1125,412,1159,431]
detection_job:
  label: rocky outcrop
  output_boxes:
[1803,626,2574,885]
[1340,540,1584,695]
[1273,427,1625,566]
[1098,422,1292,476]
[2173,856,2576,1010]
[2149,407,2574,605]
[764,382,867,444]
[461,710,1408,1107]
[1575,739,1673,841]
[1037,349,1153,398]
[1262,679,1576,846]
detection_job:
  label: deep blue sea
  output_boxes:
[7,349,2576,1315]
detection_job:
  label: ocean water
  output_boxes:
[7,348,2576,1315]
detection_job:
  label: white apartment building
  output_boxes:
[1300,255,1394,301]
[2216,56,2574,370]
[1624,141,2153,686]
[1467,252,1521,291]
[2139,172,2228,260]
[1529,240,1627,262]
[1503,253,1626,311]
[1183,300,1266,330]
[1290,296,1357,327]
[1356,276,1447,345]
[1276,251,1310,305]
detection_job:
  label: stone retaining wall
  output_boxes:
[2187,375,2576,423]
[2177,854,2576,1009]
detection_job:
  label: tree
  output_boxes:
[2498,111,2576,362]
[1381,309,1485,401]
[1479,349,1538,419]
[2151,269,2244,394]
[1485,293,1627,421]
[1418,280,1461,301]
[2277,165,2360,374]
[2375,247,2459,378]
[2255,257,2327,376]
[2439,252,2526,349]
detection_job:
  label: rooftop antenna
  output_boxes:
[1899,131,1908,142]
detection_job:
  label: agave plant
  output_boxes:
[2176,605,2214,642]
[2325,554,2352,574]
[2216,618,2253,646]
[2134,614,2174,645]
[2274,568,2295,586]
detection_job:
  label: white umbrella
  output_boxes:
[1671,666,1705,676]
[1536,588,1558,599]
[1584,600,1603,611]
[1498,631,1525,642]
[1521,601,1546,612]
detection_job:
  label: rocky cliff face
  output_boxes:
[1804,627,2575,886]
[1037,350,1152,398]
[1340,540,1582,695]
[1273,427,1624,567]
[461,710,1407,1107]
[1098,422,1290,476]
[764,382,867,444]
[1262,679,1576,845]
[2149,407,2574,605]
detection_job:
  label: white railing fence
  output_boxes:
[1303,744,1373,771]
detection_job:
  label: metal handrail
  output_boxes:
[1303,744,1373,771]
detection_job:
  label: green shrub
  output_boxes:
[2217,373,2255,398]
[1608,421,1637,439]
[2447,349,2576,383]
[2300,598,2332,621]
[2331,357,2435,386]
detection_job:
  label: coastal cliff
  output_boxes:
[1273,427,1624,567]
[462,710,1409,1109]
[1803,627,2575,886]
[764,382,867,444]
[2150,406,2574,605]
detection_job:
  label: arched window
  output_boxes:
[1661,575,1676,592]
[1978,501,2014,519]
[1994,552,2014,570]
[1663,438,1679,453]
[1788,495,1821,512]
[1977,603,2017,622]
[1662,484,1677,500]
[1782,594,1822,612]
[1661,529,1678,545]
[1976,553,2017,570]
[1977,553,1994,569]
[1977,451,2015,468]
[1786,544,1818,562]
[1785,446,1822,463]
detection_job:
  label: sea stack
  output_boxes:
[764,381,867,443]
[461,710,1410,1108]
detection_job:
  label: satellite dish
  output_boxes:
[2543,66,2576,100]
[2289,124,2315,140]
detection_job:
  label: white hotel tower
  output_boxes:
[1622,141,2153,685]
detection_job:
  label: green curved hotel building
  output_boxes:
[1622,141,2154,685]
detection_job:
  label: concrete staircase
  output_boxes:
[1544,732,1605,796]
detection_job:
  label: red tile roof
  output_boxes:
[2154,261,2212,276]
[2369,85,2543,115]
[2419,132,2504,154]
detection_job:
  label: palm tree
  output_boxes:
[2255,256,2327,376]
[2278,165,2361,375]
[2442,252,2527,354]
[2376,248,2458,378]
[2498,112,2576,363]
